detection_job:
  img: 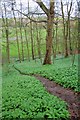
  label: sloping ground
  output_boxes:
[2,67,69,119]
[14,55,79,92]
[13,65,80,119]
[34,75,80,120]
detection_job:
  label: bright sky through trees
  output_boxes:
[15,0,77,17]
[0,0,78,18]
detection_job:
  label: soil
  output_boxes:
[34,75,80,120]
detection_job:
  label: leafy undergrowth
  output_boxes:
[14,55,79,92]
[2,68,69,119]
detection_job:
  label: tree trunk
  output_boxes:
[61,0,69,58]
[36,23,41,59]
[35,1,54,64]
[30,21,35,60]
[78,18,80,54]
[68,1,72,55]
[77,3,80,54]
[24,26,30,61]
[15,26,21,62]
[43,2,54,65]
[43,15,53,64]
[19,3,24,61]
[6,29,10,63]
[68,19,72,55]
[65,21,68,57]
[20,25,24,61]
[4,4,10,63]
[55,19,58,58]
[12,6,21,63]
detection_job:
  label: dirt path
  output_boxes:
[34,75,80,120]
[13,66,80,120]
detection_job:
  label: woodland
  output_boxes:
[0,0,80,119]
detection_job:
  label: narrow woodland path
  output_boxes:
[34,75,80,120]
[13,65,80,120]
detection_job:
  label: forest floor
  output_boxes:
[34,75,80,120]
[13,66,80,119]
[2,54,80,119]
[12,54,80,119]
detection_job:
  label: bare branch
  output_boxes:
[35,0,49,16]
[14,9,57,25]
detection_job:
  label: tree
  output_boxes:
[4,4,10,63]
[11,0,56,64]
[77,1,80,54]
[30,21,35,60]
[24,25,30,61]
[12,3,21,62]
[36,0,54,64]
[66,0,73,55]
[19,3,24,61]
[36,22,41,59]
[61,0,73,57]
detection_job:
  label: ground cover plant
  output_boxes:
[2,66,70,119]
[14,54,79,92]
[1,0,79,119]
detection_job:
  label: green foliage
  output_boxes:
[2,27,46,58]
[2,19,78,59]
[2,67,69,119]
[14,55,79,92]
[39,65,78,92]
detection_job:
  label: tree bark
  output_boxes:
[4,4,10,63]
[12,4,21,63]
[30,21,35,60]
[65,21,69,57]
[61,0,68,57]
[43,1,54,65]
[36,1,54,65]
[68,19,72,55]
[36,23,41,59]
[24,26,30,61]
[19,3,24,61]
[67,1,72,55]
[55,18,58,58]
[77,1,80,54]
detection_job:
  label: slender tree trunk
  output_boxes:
[61,0,68,57]
[36,23,41,59]
[19,3,24,61]
[65,21,69,57]
[52,28,55,63]
[15,26,21,62]
[12,5,21,62]
[38,24,42,64]
[4,4,10,63]
[68,19,72,55]
[20,25,24,61]
[78,19,80,54]
[24,26,30,61]
[30,21,35,60]
[55,19,58,58]
[19,24,24,61]
[6,29,10,63]
[77,2,80,54]
[67,1,72,55]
